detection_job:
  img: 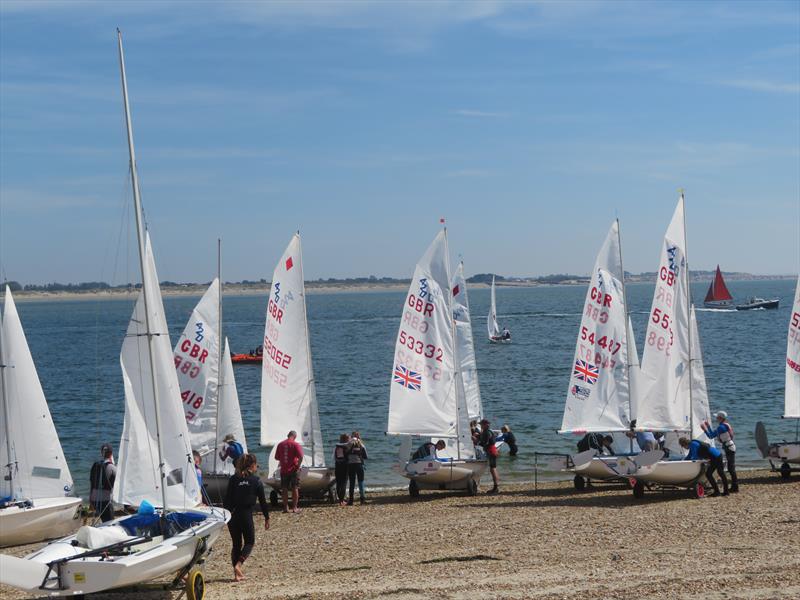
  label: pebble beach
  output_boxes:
[2,469,798,600]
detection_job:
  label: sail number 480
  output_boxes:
[398,330,443,362]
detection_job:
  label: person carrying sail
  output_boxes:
[219,433,245,466]
[478,419,500,494]
[412,440,446,461]
[678,437,729,497]
[223,453,270,582]
[275,431,304,514]
[333,433,350,506]
[89,443,117,523]
[701,411,739,493]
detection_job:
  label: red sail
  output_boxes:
[704,265,733,302]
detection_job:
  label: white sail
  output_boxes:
[786,276,800,419]
[388,231,460,439]
[174,280,221,472]
[561,221,631,434]
[260,233,324,467]
[0,287,74,501]
[217,337,247,474]
[452,262,482,420]
[690,306,713,442]
[114,234,201,509]
[636,196,692,433]
[488,276,501,339]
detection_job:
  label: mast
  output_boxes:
[442,222,463,460]
[213,238,222,474]
[681,190,694,439]
[297,232,317,466]
[615,219,635,451]
[0,308,14,499]
[117,30,169,511]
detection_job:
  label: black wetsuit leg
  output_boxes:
[725,449,738,491]
[335,463,348,502]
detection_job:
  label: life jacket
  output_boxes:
[718,422,736,452]
[227,441,244,460]
[333,444,348,464]
[90,460,114,491]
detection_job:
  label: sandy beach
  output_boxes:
[2,469,798,599]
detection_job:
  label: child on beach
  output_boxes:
[333,433,350,506]
[223,453,270,582]
[347,431,368,505]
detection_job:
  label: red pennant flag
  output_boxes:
[285,257,294,271]
[452,284,460,297]
[439,217,445,224]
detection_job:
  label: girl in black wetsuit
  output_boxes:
[223,453,270,581]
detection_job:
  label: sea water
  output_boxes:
[10,278,798,498]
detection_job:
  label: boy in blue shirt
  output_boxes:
[678,437,729,497]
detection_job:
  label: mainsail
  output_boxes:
[387,230,472,457]
[786,276,800,419]
[114,234,201,509]
[689,306,713,440]
[560,221,632,434]
[0,287,74,501]
[703,265,733,305]
[488,276,501,339]
[636,196,692,433]
[452,262,482,420]
[260,233,324,467]
[174,279,246,474]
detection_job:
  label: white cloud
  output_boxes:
[719,79,800,95]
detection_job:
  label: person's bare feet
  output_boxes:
[233,562,245,582]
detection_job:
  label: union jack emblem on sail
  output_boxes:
[573,359,599,385]
[394,365,422,391]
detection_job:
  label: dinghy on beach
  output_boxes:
[755,275,800,478]
[627,194,714,498]
[556,220,641,489]
[0,32,228,598]
[174,250,248,504]
[387,228,486,497]
[0,287,82,548]
[260,233,334,503]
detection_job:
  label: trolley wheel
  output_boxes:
[467,479,478,496]
[327,488,336,504]
[186,569,205,600]
[269,490,279,507]
[632,481,645,499]
[780,462,791,480]
[573,475,586,491]
[691,482,705,499]
[409,480,420,498]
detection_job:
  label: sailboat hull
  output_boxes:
[263,466,335,496]
[703,300,733,309]
[0,506,228,596]
[630,459,705,486]
[0,497,82,548]
[404,459,487,490]
[200,473,230,505]
[573,455,638,480]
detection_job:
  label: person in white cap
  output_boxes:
[701,411,739,493]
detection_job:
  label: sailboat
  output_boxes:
[0,287,82,547]
[0,31,228,597]
[703,265,734,309]
[387,228,486,497]
[755,275,800,478]
[628,193,714,498]
[260,233,333,502]
[560,221,643,488]
[452,262,482,421]
[487,276,510,342]
[174,241,247,504]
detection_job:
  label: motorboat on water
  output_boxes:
[736,297,779,310]
[388,228,487,497]
[260,233,336,505]
[754,276,800,479]
[231,347,263,365]
[0,31,229,598]
[173,247,248,506]
[0,287,82,547]
[703,265,734,309]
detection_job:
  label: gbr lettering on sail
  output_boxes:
[396,278,445,381]
[647,245,683,356]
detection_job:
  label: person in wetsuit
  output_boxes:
[702,411,739,493]
[499,425,518,456]
[333,433,350,506]
[577,433,615,455]
[347,431,369,506]
[223,453,270,582]
[678,437,729,497]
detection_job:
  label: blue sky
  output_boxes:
[1,0,798,284]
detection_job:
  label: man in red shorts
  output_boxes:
[275,430,304,513]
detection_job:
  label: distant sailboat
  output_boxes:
[174,243,247,503]
[488,276,510,342]
[260,233,333,501]
[703,265,733,309]
[0,287,81,547]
